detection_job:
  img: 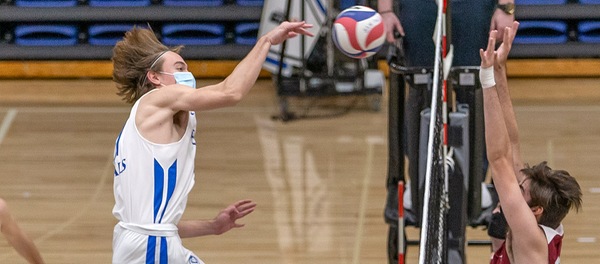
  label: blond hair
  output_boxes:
[111,27,182,104]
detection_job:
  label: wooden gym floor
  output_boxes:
[0,77,599,263]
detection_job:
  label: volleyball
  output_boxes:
[332,5,386,59]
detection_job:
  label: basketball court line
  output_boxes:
[352,141,373,264]
[577,237,597,243]
[352,136,384,264]
[0,108,17,145]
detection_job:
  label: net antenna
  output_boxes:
[417,0,453,262]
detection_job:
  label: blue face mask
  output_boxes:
[161,71,196,88]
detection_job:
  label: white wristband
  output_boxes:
[479,66,495,89]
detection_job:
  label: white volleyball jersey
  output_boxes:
[112,91,200,263]
[112,90,197,227]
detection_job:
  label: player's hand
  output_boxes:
[380,12,404,42]
[495,21,519,67]
[480,30,497,69]
[211,199,256,235]
[264,21,314,46]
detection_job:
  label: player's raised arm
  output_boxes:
[172,21,314,112]
[493,21,524,178]
[480,30,513,175]
[481,27,547,263]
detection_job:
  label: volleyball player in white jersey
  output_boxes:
[111,21,313,263]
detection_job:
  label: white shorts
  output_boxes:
[113,223,205,264]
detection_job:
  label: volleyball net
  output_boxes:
[385,0,454,262]
[417,0,451,263]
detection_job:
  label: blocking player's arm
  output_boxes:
[0,199,45,264]
[481,28,547,261]
[494,21,524,180]
[170,21,313,113]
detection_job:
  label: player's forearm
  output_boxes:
[219,36,272,103]
[494,65,524,176]
[1,202,44,264]
[483,88,512,164]
[3,225,44,264]
[480,62,511,163]
[11,238,45,264]
[177,219,217,238]
[494,65,516,137]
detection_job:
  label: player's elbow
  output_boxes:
[485,137,512,164]
[230,92,244,105]
[220,92,243,107]
[486,148,509,166]
[220,81,246,106]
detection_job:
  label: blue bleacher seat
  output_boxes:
[161,23,225,45]
[515,0,566,4]
[14,25,78,46]
[89,0,151,7]
[579,0,600,4]
[234,22,259,45]
[14,0,77,7]
[163,0,223,6]
[88,24,137,46]
[578,21,600,43]
[513,20,568,44]
[235,0,263,6]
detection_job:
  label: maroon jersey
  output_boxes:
[490,224,563,264]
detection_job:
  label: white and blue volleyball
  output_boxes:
[332,5,386,59]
